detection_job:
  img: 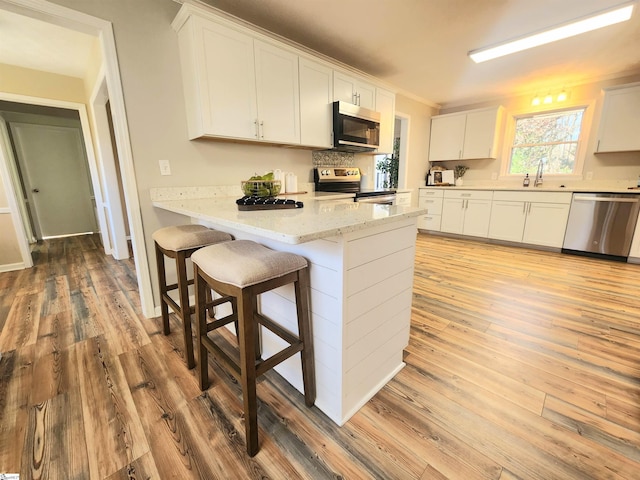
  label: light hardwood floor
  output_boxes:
[0,233,639,479]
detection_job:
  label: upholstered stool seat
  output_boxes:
[153,225,233,368]
[192,239,315,456]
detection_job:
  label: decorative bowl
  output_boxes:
[241,179,281,197]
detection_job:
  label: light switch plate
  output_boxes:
[159,159,171,176]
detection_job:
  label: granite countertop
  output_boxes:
[153,192,425,244]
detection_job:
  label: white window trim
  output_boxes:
[499,99,596,181]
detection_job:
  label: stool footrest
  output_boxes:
[162,293,181,316]
[205,314,237,333]
[255,343,303,377]
[256,313,299,346]
[201,335,241,379]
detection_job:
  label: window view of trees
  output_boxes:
[509,108,585,175]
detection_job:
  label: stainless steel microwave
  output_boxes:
[332,101,380,152]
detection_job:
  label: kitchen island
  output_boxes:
[153,192,425,425]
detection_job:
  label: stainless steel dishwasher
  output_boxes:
[562,193,640,261]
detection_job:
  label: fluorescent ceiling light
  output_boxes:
[469,3,634,63]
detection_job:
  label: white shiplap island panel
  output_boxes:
[153,194,425,425]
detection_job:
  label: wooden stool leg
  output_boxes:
[238,288,259,456]
[155,243,171,335]
[177,250,195,369]
[295,267,316,407]
[195,265,209,390]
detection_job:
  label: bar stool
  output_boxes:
[191,240,315,457]
[153,224,233,369]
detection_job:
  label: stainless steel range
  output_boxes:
[313,167,397,204]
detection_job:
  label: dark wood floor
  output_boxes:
[1,233,639,479]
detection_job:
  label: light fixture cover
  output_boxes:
[469,3,634,63]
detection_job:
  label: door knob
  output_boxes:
[33,188,40,193]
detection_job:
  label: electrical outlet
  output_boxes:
[491,172,498,180]
[159,159,171,176]
[586,171,593,180]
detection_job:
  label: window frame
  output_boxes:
[500,101,594,181]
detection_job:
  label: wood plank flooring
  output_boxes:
[1,233,639,479]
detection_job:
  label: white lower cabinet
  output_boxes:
[417,188,444,231]
[488,191,572,248]
[395,191,412,206]
[441,190,493,237]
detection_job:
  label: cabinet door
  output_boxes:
[417,214,441,231]
[429,114,465,161]
[463,108,500,159]
[299,57,333,148]
[254,40,300,144]
[356,80,376,110]
[333,71,376,108]
[462,199,492,237]
[522,202,570,247]
[488,201,526,242]
[198,19,258,139]
[333,71,357,104]
[440,198,465,233]
[597,85,640,152]
[376,87,396,154]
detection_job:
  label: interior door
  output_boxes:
[11,123,97,238]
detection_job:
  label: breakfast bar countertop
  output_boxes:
[152,193,426,244]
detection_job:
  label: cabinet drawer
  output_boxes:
[418,197,443,214]
[444,189,493,200]
[417,214,441,231]
[419,188,444,198]
[395,193,411,206]
[492,190,572,204]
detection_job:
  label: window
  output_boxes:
[508,108,585,175]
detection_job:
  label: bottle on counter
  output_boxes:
[637,175,640,188]
[523,173,530,187]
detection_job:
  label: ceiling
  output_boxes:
[1,0,639,108]
[0,8,96,78]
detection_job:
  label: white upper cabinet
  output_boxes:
[253,40,300,144]
[429,114,466,161]
[178,16,258,140]
[429,106,504,161]
[376,87,396,154]
[333,71,376,109]
[173,3,394,149]
[299,57,333,148]
[596,83,640,153]
[173,6,299,144]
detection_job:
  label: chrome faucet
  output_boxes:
[534,158,544,187]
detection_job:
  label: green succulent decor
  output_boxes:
[377,138,400,189]
[454,165,469,179]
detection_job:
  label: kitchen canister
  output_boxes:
[285,172,298,193]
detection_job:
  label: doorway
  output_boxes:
[0,0,153,317]
[375,112,410,189]
[7,116,98,240]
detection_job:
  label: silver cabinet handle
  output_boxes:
[254,119,259,138]
[260,120,264,139]
[522,202,526,214]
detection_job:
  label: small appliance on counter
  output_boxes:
[426,168,455,186]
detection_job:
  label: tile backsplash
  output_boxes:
[312,150,355,167]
